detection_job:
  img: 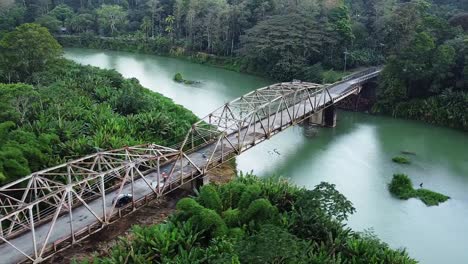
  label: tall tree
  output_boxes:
[49,4,74,27]
[96,4,128,35]
[240,13,330,80]
[147,0,163,37]
[0,23,62,82]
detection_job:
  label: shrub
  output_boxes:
[236,224,310,264]
[191,208,228,238]
[174,72,183,83]
[198,185,223,213]
[219,181,247,209]
[392,156,411,164]
[228,227,245,239]
[253,176,301,212]
[237,184,261,209]
[222,208,241,227]
[388,174,414,199]
[243,198,277,225]
[177,197,203,214]
[287,182,356,243]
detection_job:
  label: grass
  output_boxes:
[414,189,450,206]
[392,156,411,164]
[388,174,449,206]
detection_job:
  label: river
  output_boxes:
[64,48,468,264]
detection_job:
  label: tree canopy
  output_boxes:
[0,23,62,82]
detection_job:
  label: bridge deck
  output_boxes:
[0,68,380,263]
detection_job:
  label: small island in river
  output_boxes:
[174,72,200,85]
[388,174,450,206]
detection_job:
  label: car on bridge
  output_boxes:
[112,193,133,207]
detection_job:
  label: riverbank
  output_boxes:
[56,35,257,75]
[374,93,468,131]
[56,35,353,83]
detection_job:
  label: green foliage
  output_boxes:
[84,221,202,263]
[191,208,228,239]
[174,72,183,83]
[388,174,450,206]
[237,184,261,209]
[392,156,411,164]
[243,198,278,226]
[34,15,61,33]
[288,185,356,245]
[328,5,355,45]
[19,0,462,128]
[388,174,415,199]
[49,4,73,26]
[322,69,345,84]
[301,182,356,222]
[236,224,310,264]
[176,197,203,214]
[173,72,197,85]
[240,13,330,81]
[414,189,450,206]
[198,185,223,213]
[375,91,468,131]
[0,57,197,184]
[373,2,467,130]
[66,14,94,34]
[222,209,241,228]
[344,232,417,264]
[218,181,247,209]
[176,197,227,239]
[0,4,25,32]
[96,5,127,36]
[0,23,62,82]
[0,83,37,124]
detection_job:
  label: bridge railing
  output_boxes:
[341,67,383,82]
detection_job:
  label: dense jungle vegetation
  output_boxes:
[0,23,197,184]
[1,0,467,130]
[77,175,417,263]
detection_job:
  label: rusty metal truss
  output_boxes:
[0,68,381,263]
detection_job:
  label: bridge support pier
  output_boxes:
[309,111,324,125]
[324,106,337,128]
[305,106,337,128]
[186,176,209,192]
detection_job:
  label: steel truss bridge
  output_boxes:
[0,68,381,263]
